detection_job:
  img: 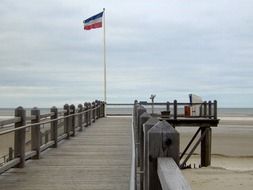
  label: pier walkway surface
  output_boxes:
[0,117,132,190]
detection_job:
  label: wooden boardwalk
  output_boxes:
[0,117,132,190]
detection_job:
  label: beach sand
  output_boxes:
[179,117,253,189]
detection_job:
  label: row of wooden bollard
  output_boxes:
[133,101,180,190]
[12,100,105,169]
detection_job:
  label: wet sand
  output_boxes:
[179,117,253,189]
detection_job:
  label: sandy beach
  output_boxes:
[179,117,253,189]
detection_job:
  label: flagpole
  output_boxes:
[103,8,107,114]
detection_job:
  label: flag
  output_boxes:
[83,11,103,30]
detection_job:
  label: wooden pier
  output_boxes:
[0,98,219,190]
[0,116,132,190]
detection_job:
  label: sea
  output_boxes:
[0,107,253,119]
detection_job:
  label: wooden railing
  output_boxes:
[139,100,217,119]
[131,99,220,190]
[0,100,105,174]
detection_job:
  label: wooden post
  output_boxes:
[92,102,96,123]
[133,102,139,130]
[103,101,106,117]
[50,106,58,148]
[143,117,159,190]
[14,106,26,168]
[84,102,89,127]
[166,101,170,112]
[136,106,146,166]
[203,101,207,117]
[173,100,177,120]
[139,112,151,190]
[95,100,99,119]
[40,132,43,146]
[96,100,100,119]
[100,101,103,117]
[201,127,212,167]
[70,104,76,136]
[147,121,180,190]
[100,101,103,118]
[45,131,49,143]
[87,103,90,126]
[64,104,70,139]
[78,104,83,131]
[97,101,100,119]
[214,100,217,119]
[31,107,40,159]
[8,147,13,161]
[88,103,92,125]
[208,100,212,119]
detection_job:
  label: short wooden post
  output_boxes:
[14,106,26,168]
[84,102,89,127]
[99,102,103,118]
[95,101,97,120]
[31,107,40,159]
[133,102,139,130]
[99,101,102,118]
[87,103,90,126]
[95,100,99,119]
[201,127,212,167]
[102,102,106,117]
[70,104,76,136]
[40,132,43,146]
[97,101,100,119]
[203,101,207,117]
[88,103,92,125]
[213,100,217,119]
[143,117,159,190]
[92,102,96,123]
[45,131,49,143]
[147,121,180,190]
[208,100,212,119]
[173,100,177,120]
[50,106,58,148]
[96,101,100,119]
[64,104,70,139]
[136,106,146,166]
[78,104,83,131]
[139,112,151,190]
[166,101,170,112]
[99,101,103,118]
[8,147,13,161]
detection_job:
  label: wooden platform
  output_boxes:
[0,117,132,190]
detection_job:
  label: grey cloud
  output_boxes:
[1,0,253,107]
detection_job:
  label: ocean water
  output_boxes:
[0,107,253,119]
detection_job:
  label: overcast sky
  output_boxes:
[1,0,253,107]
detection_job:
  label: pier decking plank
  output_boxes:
[0,117,132,190]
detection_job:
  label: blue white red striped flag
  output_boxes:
[83,12,103,30]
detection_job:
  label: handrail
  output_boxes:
[0,104,102,136]
[139,102,215,106]
[107,103,134,106]
[0,100,105,174]
[158,158,191,190]
[40,112,55,119]
[130,115,136,190]
[0,117,21,126]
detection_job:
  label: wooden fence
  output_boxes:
[132,99,219,190]
[0,100,105,174]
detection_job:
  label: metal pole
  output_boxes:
[103,8,107,103]
[103,8,107,116]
